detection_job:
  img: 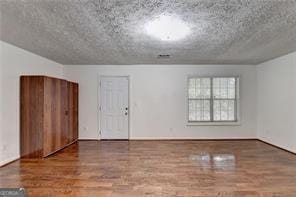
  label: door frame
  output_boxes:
[98,75,131,140]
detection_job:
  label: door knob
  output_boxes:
[125,107,128,110]
[125,112,128,115]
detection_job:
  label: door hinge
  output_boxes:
[99,106,101,111]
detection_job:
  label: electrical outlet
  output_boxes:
[83,127,88,131]
[2,144,7,151]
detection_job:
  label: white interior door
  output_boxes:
[100,76,129,139]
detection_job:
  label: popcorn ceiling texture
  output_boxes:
[1,0,296,65]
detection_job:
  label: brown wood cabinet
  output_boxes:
[20,76,79,158]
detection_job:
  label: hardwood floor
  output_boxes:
[1,140,296,196]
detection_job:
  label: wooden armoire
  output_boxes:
[20,76,79,158]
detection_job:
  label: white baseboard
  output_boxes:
[0,155,20,167]
[78,137,256,141]
[129,137,257,140]
[257,138,296,154]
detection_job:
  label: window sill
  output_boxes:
[187,121,241,126]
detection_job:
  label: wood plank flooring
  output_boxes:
[1,140,296,197]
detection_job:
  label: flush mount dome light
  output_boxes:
[145,15,191,41]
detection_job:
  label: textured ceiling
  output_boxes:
[1,0,296,65]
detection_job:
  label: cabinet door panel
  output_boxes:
[68,82,79,143]
[44,77,62,156]
[60,80,69,146]
[73,83,79,140]
[20,76,44,158]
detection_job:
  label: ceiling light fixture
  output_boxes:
[145,14,191,41]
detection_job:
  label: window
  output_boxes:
[188,77,239,123]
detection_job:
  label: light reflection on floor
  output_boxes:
[190,153,236,171]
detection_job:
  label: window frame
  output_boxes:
[187,76,240,126]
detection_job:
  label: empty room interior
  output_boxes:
[1,0,296,196]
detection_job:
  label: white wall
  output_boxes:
[0,41,63,166]
[1,36,295,167]
[0,41,3,164]
[257,52,296,153]
[2,38,295,165]
[0,41,258,166]
[64,65,257,140]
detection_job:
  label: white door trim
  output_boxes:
[98,75,130,140]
